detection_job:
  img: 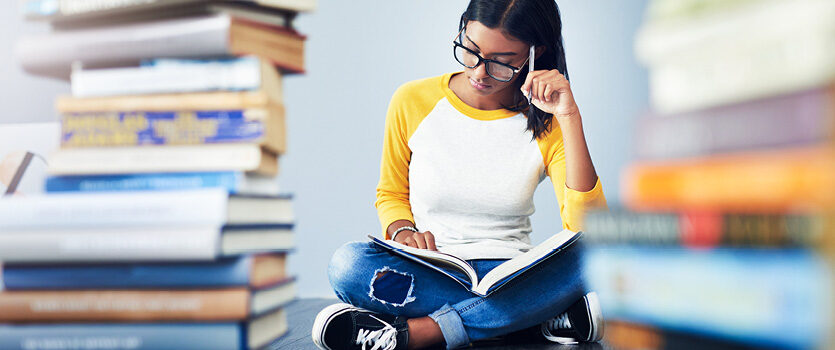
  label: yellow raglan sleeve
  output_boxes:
[375,86,416,239]
[541,126,608,232]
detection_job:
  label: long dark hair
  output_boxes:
[459,0,568,140]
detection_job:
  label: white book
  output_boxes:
[71,56,262,97]
[0,226,220,262]
[368,229,582,297]
[635,0,835,113]
[15,12,305,80]
[0,188,293,229]
[47,144,278,176]
[21,0,317,21]
[0,226,294,263]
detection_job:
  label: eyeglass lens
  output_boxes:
[454,45,515,82]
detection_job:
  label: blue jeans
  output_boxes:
[327,240,587,349]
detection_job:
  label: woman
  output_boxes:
[312,1,607,349]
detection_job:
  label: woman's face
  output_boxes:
[457,20,530,97]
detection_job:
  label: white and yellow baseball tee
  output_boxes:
[376,72,607,259]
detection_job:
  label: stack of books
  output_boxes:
[0,0,315,348]
[583,0,834,349]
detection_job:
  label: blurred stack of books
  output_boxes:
[583,0,835,349]
[0,0,315,349]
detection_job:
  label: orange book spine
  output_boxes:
[622,146,835,211]
[0,289,249,322]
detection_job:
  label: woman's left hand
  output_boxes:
[520,69,579,123]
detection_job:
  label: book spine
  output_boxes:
[2,256,253,290]
[0,226,221,263]
[46,172,281,196]
[0,189,227,229]
[0,322,243,350]
[583,247,832,349]
[47,144,275,176]
[634,87,835,160]
[61,109,272,147]
[70,56,261,97]
[46,172,242,193]
[0,289,249,322]
[584,211,826,248]
[584,211,682,245]
[621,147,835,211]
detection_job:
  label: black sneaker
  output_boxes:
[541,292,604,344]
[312,303,409,350]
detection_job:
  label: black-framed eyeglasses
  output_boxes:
[452,27,530,82]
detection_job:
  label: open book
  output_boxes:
[368,229,582,297]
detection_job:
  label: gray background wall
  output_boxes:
[1,1,649,297]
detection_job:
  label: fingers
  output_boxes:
[520,70,541,96]
[402,231,437,251]
[424,231,437,251]
[543,84,554,103]
[536,78,547,103]
[412,232,427,249]
[520,70,568,103]
[402,233,418,248]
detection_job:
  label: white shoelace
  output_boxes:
[547,313,572,330]
[354,314,398,350]
[541,313,578,344]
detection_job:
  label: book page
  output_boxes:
[473,229,580,295]
[368,236,478,287]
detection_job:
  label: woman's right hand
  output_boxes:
[394,230,437,251]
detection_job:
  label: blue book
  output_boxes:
[60,108,284,153]
[368,229,582,297]
[46,172,280,195]
[583,247,832,350]
[3,253,289,290]
[0,308,288,350]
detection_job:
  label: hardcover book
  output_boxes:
[0,188,293,229]
[70,56,282,98]
[47,144,279,176]
[0,225,293,263]
[634,87,835,160]
[622,146,835,211]
[45,171,280,196]
[22,0,317,23]
[583,210,827,249]
[0,308,288,350]
[3,253,288,290]
[16,13,306,79]
[60,108,286,154]
[584,247,832,350]
[0,277,296,322]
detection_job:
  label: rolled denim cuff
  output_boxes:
[428,303,469,349]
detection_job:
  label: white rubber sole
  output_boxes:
[311,303,362,350]
[586,291,604,342]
